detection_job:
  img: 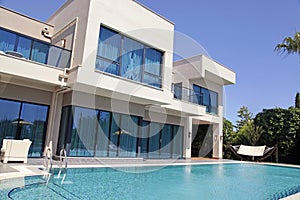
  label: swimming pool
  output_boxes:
[1,163,300,199]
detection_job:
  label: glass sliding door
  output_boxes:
[160,124,172,159]
[109,113,120,157]
[118,115,138,157]
[57,106,73,155]
[69,107,98,157]
[138,121,149,158]
[19,103,48,157]
[57,105,184,159]
[0,98,49,158]
[172,126,183,159]
[95,111,110,157]
[0,99,20,144]
[148,122,161,159]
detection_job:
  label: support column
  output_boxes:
[212,123,223,159]
[44,91,64,156]
[183,117,192,159]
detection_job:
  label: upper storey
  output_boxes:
[0,6,73,90]
[47,0,175,105]
[0,7,72,69]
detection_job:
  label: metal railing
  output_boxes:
[57,148,68,184]
[171,84,218,114]
[43,147,53,184]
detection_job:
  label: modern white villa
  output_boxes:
[0,0,235,160]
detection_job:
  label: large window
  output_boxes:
[148,122,161,159]
[69,107,98,157]
[0,98,49,157]
[192,84,218,114]
[96,26,163,88]
[0,27,71,69]
[118,115,139,157]
[95,111,110,157]
[58,106,183,159]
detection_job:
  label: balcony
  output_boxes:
[172,83,218,115]
[0,28,71,69]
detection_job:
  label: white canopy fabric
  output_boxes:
[237,145,266,157]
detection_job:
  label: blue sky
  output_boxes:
[1,0,300,124]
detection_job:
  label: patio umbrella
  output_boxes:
[11,119,33,126]
[11,119,33,139]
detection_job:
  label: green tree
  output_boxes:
[236,106,253,131]
[275,32,300,55]
[295,92,300,108]
[254,108,300,161]
[239,120,263,146]
[223,118,235,159]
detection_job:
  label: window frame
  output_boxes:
[96,25,164,88]
[192,84,219,114]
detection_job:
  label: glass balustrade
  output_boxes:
[0,28,71,69]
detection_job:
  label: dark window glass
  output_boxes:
[57,106,72,155]
[118,115,138,157]
[57,106,184,159]
[148,122,161,159]
[210,91,218,114]
[96,58,119,75]
[95,111,110,157]
[144,48,162,76]
[0,29,16,52]
[173,83,182,100]
[98,27,121,62]
[138,121,149,158]
[193,84,218,114]
[31,41,49,64]
[192,84,202,104]
[202,88,210,108]
[0,99,48,158]
[109,113,120,157]
[19,103,48,157]
[69,107,98,157]
[0,28,71,68]
[0,99,20,142]
[96,26,163,88]
[121,37,144,81]
[160,124,172,158]
[142,73,161,88]
[172,126,183,158]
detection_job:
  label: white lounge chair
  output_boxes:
[1,139,32,163]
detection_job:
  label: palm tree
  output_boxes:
[275,31,300,55]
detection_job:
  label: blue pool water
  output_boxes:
[1,163,300,200]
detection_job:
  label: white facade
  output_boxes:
[0,0,235,159]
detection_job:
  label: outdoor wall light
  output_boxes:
[214,135,218,141]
